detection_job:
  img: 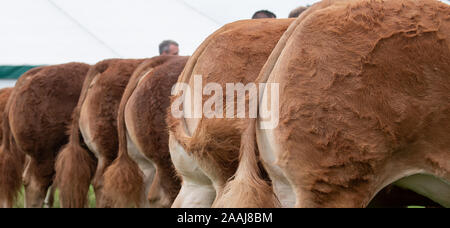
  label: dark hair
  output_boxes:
[288,6,308,18]
[252,10,277,19]
[159,40,179,55]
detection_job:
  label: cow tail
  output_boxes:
[215,119,280,208]
[55,67,98,208]
[103,58,169,208]
[0,95,26,208]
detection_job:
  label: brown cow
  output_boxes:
[0,87,14,206]
[0,63,89,208]
[219,0,450,208]
[167,18,295,208]
[55,59,145,208]
[0,88,13,144]
[103,56,188,208]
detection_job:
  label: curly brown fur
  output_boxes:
[55,65,102,208]
[253,0,450,207]
[0,63,89,208]
[104,56,187,208]
[214,0,343,209]
[0,88,12,144]
[102,57,172,208]
[167,19,294,208]
[56,59,144,208]
[0,72,39,207]
[126,56,188,207]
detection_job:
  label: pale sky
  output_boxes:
[1,0,447,65]
[0,0,319,65]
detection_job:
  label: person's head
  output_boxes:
[252,10,277,19]
[289,6,309,18]
[159,40,179,56]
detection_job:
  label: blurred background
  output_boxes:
[0,0,448,88]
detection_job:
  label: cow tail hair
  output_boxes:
[103,58,170,208]
[55,67,99,208]
[0,94,26,208]
[215,119,280,208]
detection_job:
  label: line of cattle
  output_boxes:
[0,0,449,208]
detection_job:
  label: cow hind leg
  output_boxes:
[268,151,378,207]
[374,147,450,208]
[169,135,216,208]
[147,170,168,208]
[265,128,449,208]
[43,184,55,208]
[257,128,295,208]
[172,182,216,208]
[147,165,180,208]
[282,163,450,208]
[23,158,53,208]
[138,163,155,208]
[126,135,156,208]
[92,157,113,208]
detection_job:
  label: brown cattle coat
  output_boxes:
[103,56,188,208]
[167,19,294,208]
[55,59,144,208]
[0,63,89,208]
[0,88,13,144]
[221,0,450,208]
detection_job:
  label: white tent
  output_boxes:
[0,0,319,65]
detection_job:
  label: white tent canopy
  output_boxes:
[1,0,448,65]
[0,0,319,65]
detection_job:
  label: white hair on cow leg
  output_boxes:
[125,133,156,208]
[43,185,55,208]
[169,134,216,208]
[256,126,295,208]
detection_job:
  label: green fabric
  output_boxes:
[0,65,41,79]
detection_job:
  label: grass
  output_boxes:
[14,185,97,208]
[12,186,431,208]
[407,206,426,209]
